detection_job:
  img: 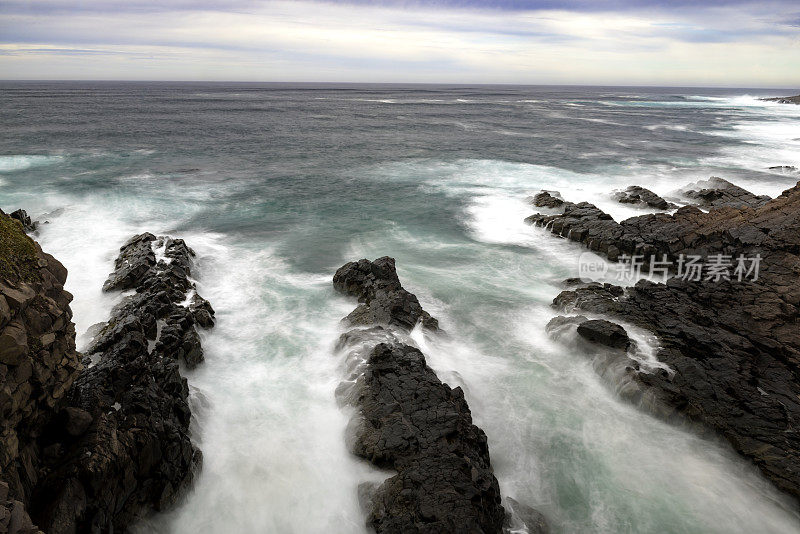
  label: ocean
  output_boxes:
[1,82,799,533]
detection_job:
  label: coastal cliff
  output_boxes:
[527,179,800,503]
[0,209,80,533]
[0,210,214,532]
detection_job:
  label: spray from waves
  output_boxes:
[0,154,62,173]
[138,238,374,533]
[343,219,800,533]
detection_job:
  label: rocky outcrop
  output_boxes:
[576,319,631,350]
[680,177,770,209]
[7,210,38,234]
[769,166,798,173]
[0,213,215,533]
[333,257,543,533]
[333,257,438,332]
[614,185,676,210]
[527,191,564,209]
[0,209,80,532]
[28,232,214,532]
[526,180,800,503]
[762,95,800,105]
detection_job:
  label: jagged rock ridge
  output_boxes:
[333,257,546,533]
[0,214,215,533]
[526,179,800,504]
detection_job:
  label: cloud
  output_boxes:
[0,0,798,85]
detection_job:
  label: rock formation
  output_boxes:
[613,185,676,210]
[0,210,215,532]
[762,95,800,105]
[680,177,770,209]
[527,191,564,209]
[526,180,800,504]
[333,257,546,533]
[0,209,79,533]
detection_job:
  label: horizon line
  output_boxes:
[1,79,798,91]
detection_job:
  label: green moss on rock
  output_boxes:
[0,211,42,284]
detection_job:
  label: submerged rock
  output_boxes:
[334,257,542,533]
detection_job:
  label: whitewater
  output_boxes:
[1,83,799,533]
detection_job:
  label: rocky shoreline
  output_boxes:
[332,257,547,533]
[0,211,214,532]
[526,178,800,504]
[762,94,800,105]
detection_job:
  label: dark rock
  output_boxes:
[576,319,631,350]
[614,185,676,210]
[761,95,800,105]
[24,232,214,533]
[101,233,157,292]
[528,191,564,209]
[334,257,521,533]
[769,166,798,173]
[533,180,800,503]
[333,256,439,331]
[58,407,92,437]
[680,177,770,209]
[0,210,80,532]
[8,210,38,234]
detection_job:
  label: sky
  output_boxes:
[0,0,799,86]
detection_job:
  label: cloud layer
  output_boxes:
[1,0,798,85]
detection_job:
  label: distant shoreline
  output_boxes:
[761,94,800,105]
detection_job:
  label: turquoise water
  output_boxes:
[1,83,800,533]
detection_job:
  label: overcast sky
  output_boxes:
[1,0,799,86]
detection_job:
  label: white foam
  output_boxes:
[0,154,62,173]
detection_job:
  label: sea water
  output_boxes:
[1,82,799,533]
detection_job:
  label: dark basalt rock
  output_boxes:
[8,210,38,234]
[334,257,542,533]
[614,185,676,210]
[27,233,214,532]
[576,319,631,350]
[762,95,800,105]
[680,177,771,209]
[334,256,439,332]
[528,191,564,209]
[529,180,800,503]
[769,166,798,173]
[0,209,79,532]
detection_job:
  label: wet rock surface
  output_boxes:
[0,209,79,533]
[680,177,771,209]
[576,319,631,350]
[527,180,800,503]
[8,210,39,234]
[31,232,214,533]
[334,256,439,332]
[0,218,215,533]
[334,257,540,533]
[528,191,565,209]
[762,95,800,105]
[614,185,676,210]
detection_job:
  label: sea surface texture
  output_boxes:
[1,82,799,533]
